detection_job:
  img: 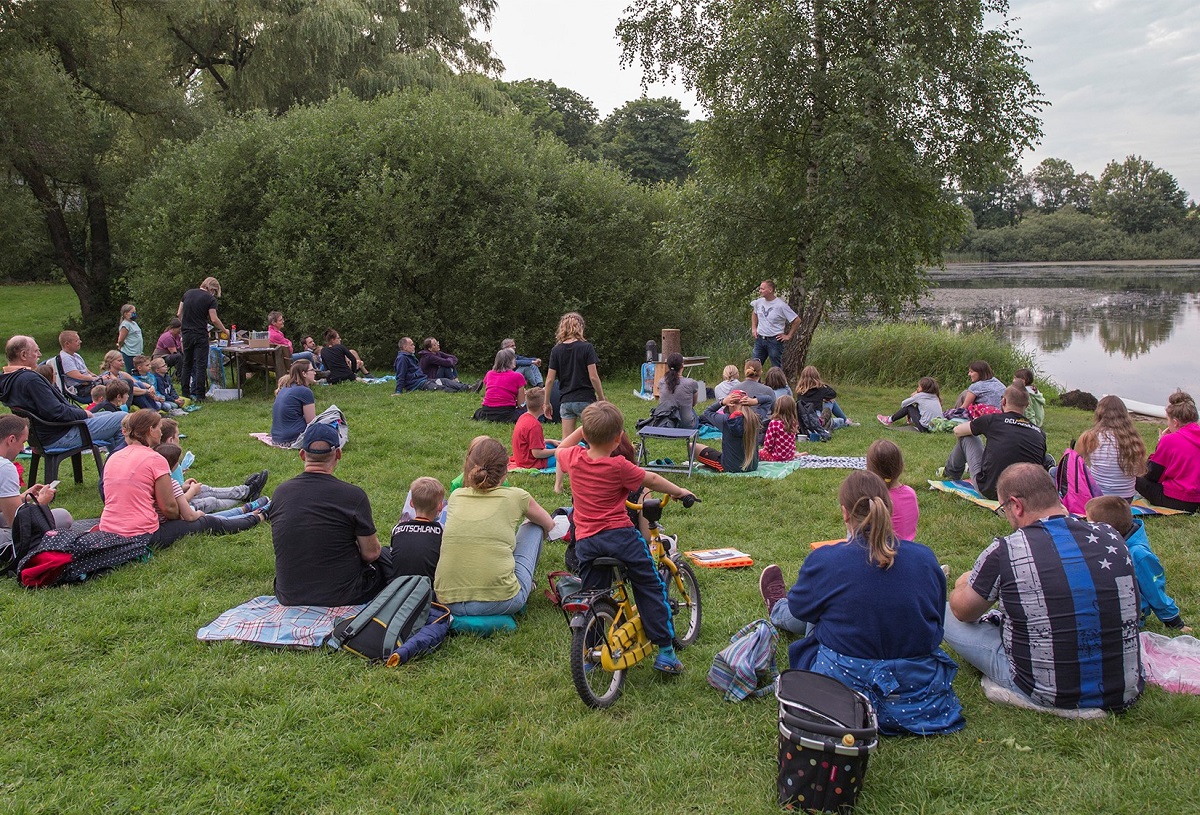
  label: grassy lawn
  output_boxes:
[2,286,1199,814]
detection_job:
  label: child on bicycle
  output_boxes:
[557,402,697,674]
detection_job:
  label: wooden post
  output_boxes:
[654,329,682,396]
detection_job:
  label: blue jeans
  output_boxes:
[769,599,813,637]
[753,335,784,369]
[941,603,1045,705]
[289,350,316,364]
[516,362,543,387]
[444,522,544,617]
[54,411,127,452]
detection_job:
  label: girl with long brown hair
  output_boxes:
[1075,395,1146,500]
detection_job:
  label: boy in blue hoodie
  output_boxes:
[1086,496,1191,633]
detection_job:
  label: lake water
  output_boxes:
[909,260,1200,407]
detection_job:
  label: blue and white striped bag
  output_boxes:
[707,619,779,701]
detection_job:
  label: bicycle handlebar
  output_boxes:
[626,493,700,513]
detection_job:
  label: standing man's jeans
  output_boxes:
[444,522,545,617]
[181,337,210,400]
[753,336,784,369]
[53,411,127,453]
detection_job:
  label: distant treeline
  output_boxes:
[956,156,1200,262]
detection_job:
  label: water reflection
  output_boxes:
[902,262,1200,404]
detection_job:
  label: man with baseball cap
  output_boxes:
[270,423,395,606]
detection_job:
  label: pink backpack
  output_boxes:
[1056,445,1097,516]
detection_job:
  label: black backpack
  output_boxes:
[327,574,432,662]
[635,405,682,431]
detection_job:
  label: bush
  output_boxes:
[806,322,1045,393]
[125,90,699,371]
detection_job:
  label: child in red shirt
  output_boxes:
[557,401,696,673]
[509,387,558,469]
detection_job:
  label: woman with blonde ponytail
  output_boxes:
[434,437,557,619]
[758,470,964,736]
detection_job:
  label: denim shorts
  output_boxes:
[559,400,593,420]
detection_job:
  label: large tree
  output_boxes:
[619,0,1043,372]
[598,96,694,184]
[1092,155,1188,234]
[498,78,600,159]
[0,0,500,333]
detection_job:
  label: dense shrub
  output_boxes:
[125,90,697,370]
[961,208,1200,262]
[806,322,1044,393]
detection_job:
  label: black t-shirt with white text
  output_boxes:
[970,411,1047,499]
[389,519,443,583]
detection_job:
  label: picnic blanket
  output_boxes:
[927,479,1187,517]
[249,432,295,449]
[507,463,557,475]
[197,595,363,648]
[703,456,867,479]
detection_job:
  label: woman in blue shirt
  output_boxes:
[271,360,317,446]
[778,470,964,736]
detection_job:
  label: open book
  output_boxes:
[684,548,754,568]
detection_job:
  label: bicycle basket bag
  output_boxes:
[708,619,779,701]
[776,669,879,813]
[328,574,432,662]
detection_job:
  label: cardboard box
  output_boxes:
[247,338,270,348]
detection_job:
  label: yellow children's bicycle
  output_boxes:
[565,493,702,708]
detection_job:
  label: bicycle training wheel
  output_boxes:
[570,603,625,709]
[664,557,702,648]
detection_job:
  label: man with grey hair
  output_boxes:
[0,335,126,452]
[945,462,1142,716]
[501,338,542,386]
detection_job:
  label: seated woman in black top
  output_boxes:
[319,329,370,384]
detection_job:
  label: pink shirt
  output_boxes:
[889,483,919,541]
[1148,422,1200,503]
[758,419,797,462]
[268,325,294,354]
[557,445,645,540]
[154,330,182,357]
[482,369,525,408]
[100,445,171,536]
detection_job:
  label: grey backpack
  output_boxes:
[327,574,432,662]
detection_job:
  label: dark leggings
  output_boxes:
[890,403,926,428]
[1134,477,1200,513]
[181,338,209,400]
[150,512,258,549]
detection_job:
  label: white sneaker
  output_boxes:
[980,677,1108,719]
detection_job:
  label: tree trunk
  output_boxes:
[12,158,115,333]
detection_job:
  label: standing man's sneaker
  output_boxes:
[759,564,787,615]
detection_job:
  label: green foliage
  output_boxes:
[126,90,698,370]
[1027,157,1094,213]
[1093,155,1190,234]
[806,322,1044,393]
[961,208,1200,262]
[618,0,1044,373]
[497,78,600,160]
[598,97,694,184]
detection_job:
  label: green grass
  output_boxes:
[2,288,1199,813]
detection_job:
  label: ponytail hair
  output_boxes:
[739,408,761,471]
[838,471,896,569]
[664,352,683,394]
[462,437,508,491]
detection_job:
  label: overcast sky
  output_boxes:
[487,0,1200,200]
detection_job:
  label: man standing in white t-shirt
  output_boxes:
[750,279,799,370]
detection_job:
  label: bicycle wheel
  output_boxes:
[664,557,702,648]
[570,602,625,709]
